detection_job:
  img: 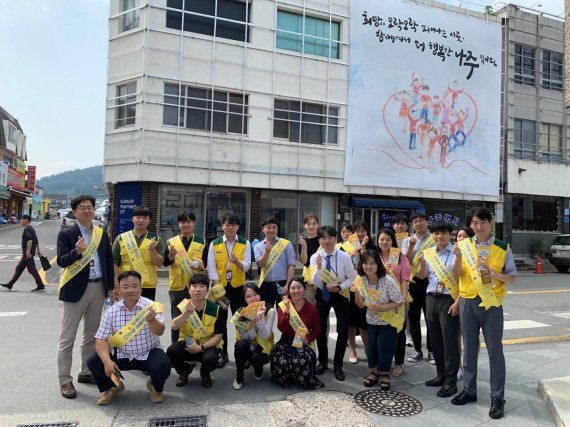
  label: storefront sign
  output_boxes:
[7,167,25,191]
[26,166,36,192]
[0,163,8,197]
[115,182,142,235]
[16,159,26,174]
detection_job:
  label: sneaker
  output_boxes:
[1,283,13,291]
[456,368,463,381]
[97,382,125,405]
[31,286,46,292]
[407,351,423,363]
[232,379,243,390]
[428,352,435,365]
[254,369,264,381]
[146,380,164,403]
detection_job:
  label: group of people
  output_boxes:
[30,194,515,420]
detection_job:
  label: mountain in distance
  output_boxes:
[37,165,105,198]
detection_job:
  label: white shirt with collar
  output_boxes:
[310,248,357,291]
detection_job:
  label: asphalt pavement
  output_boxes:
[0,220,568,426]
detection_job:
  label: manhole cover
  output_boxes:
[149,415,207,427]
[354,389,423,417]
[17,424,78,427]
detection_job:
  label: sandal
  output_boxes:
[380,375,390,391]
[363,372,380,388]
[392,365,403,377]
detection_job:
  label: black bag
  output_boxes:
[39,255,51,271]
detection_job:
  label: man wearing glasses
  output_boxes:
[56,195,115,399]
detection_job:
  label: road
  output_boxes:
[0,220,566,426]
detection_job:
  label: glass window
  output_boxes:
[540,123,563,163]
[512,195,558,232]
[260,191,298,243]
[276,10,340,59]
[166,0,250,42]
[7,125,16,142]
[205,190,248,242]
[121,0,140,32]
[513,119,536,160]
[542,50,563,91]
[116,82,137,128]
[273,99,338,144]
[299,194,336,233]
[159,186,205,243]
[514,44,535,86]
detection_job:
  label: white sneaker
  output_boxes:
[457,368,463,381]
[407,351,423,363]
[232,379,243,390]
[428,352,436,365]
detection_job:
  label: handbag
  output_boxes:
[39,255,51,271]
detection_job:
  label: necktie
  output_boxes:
[323,255,331,302]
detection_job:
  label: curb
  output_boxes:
[539,377,570,427]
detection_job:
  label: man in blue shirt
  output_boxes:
[254,217,296,307]
[417,220,460,398]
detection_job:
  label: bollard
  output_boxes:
[535,255,544,274]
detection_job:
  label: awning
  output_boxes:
[350,197,424,210]
[8,187,31,198]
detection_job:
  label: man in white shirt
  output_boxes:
[311,226,357,382]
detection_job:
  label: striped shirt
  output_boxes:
[95,296,164,361]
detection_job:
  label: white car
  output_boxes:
[61,211,102,229]
[57,208,70,219]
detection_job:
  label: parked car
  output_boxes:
[57,208,70,219]
[549,234,570,273]
[0,215,7,224]
[61,211,102,230]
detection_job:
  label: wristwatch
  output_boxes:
[200,344,205,352]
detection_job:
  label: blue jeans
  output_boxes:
[367,323,398,373]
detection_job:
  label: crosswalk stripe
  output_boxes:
[0,312,27,317]
[503,320,550,330]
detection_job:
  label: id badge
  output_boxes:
[226,270,232,281]
[436,282,444,294]
[89,259,95,267]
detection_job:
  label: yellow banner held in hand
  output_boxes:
[177,299,209,340]
[108,301,164,348]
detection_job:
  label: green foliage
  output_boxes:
[37,165,105,198]
[485,5,497,15]
[530,236,548,256]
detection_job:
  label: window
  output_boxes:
[116,82,137,128]
[273,99,338,144]
[7,125,16,142]
[121,0,140,32]
[166,0,250,42]
[540,123,563,163]
[513,119,536,160]
[163,83,248,134]
[514,44,535,85]
[276,10,340,59]
[542,50,563,91]
[512,195,558,232]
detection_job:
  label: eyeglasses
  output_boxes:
[76,206,94,212]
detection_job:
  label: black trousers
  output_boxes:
[141,287,156,301]
[408,277,432,353]
[169,288,189,343]
[87,348,171,392]
[166,341,219,376]
[234,339,269,383]
[259,280,286,308]
[426,295,459,386]
[393,319,407,366]
[316,291,349,368]
[221,284,244,355]
[6,256,43,287]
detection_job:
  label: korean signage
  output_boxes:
[7,167,25,191]
[16,158,26,174]
[345,0,502,197]
[26,165,36,192]
[0,163,8,195]
[115,182,142,235]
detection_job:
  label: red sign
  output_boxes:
[7,167,25,191]
[26,166,36,192]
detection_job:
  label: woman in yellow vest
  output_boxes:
[270,277,323,390]
[166,274,223,389]
[232,282,275,390]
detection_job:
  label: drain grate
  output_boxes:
[149,415,207,427]
[17,423,78,427]
[354,389,423,417]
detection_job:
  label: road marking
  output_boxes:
[481,334,570,347]
[508,289,570,295]
[552,312,570,320]
[0,312,27,317]
[503,320,549,330]
[39,256,57,285]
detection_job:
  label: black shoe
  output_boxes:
[489,398,505,419]
[1,283,13,291]
[451,390,478,406]
[437,384,458,398]
[315,364,328,375]
[244,360,251,370]
[425,376,444,387]
[31,286,46,292]
[333,366,345,381]
[217,352,229,369]
[176,372,189,387]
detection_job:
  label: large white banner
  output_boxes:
[345,0,502,197]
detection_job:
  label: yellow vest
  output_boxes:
[179,299,223,349]
[118,232,158,288]
[167,235,206,292]
[212,236,247,287]
[235,308,275,355]
[459,238,509,300]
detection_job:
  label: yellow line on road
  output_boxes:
[39,256,57,286]
[508,289,570,295]
[480,334,570,348]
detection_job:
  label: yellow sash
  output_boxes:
[409,235,435,281]
[458,239,503,309]
[234,306,274,355]
[381,258,413,303]
[122,231,150,283]
[353,275,405,332]
[177,299,209,341]
[108,301,164,348]
[423,247,459,301]
[170,236,196,278]
[341,240,354,254]
[309,263,349,300]
[278,301,316,351]
[209,283,227,300]
[59,226,103,293]
[259,238,290,284]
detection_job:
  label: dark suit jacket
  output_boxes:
[57,223,114,302]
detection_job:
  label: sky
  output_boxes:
[0,0,564,179]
